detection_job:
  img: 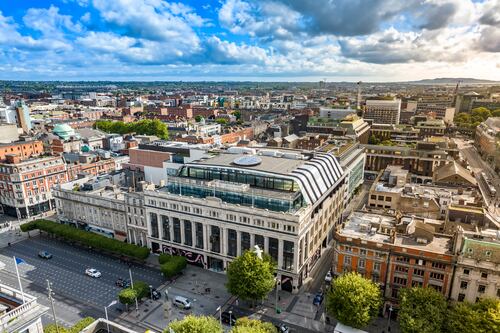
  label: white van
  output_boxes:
[173,296,191,309]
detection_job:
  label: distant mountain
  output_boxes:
[407,77,500,85]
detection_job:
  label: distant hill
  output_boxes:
[407,77,500,85]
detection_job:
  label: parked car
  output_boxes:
[85,268,101,278]
[115,278,130,288]
[221,311,237,326]
[38,251,53,259]
[313,292,324,306]
[151,288,161,300]
[173,296,191,309]
[324,271,333,283]
[275,323,290,333]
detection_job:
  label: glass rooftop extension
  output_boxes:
[163,176,305,213]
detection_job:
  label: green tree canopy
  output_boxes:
[216,118,228,125]
[94,119,168,139]
[325,272,382,329]
[195,115,203,122]
[398,287,447,333]
[226,250,276,305]
[492,109,500,117]
[165,315,222,333]
[231,317,277,333]
[445,298,500,333]
[118,288,138,305]
[44,317,94,333]
[233,110,241,120]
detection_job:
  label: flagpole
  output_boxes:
[13,256,25,304]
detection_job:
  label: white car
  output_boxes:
[325,271,333,283]
[85,268,101,278]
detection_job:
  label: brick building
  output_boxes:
[0,140,44,162]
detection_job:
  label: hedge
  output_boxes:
[159,255,187,278]
[43,317,95,333]
[21,219,150,260]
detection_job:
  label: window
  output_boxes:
[463,268,470,275]
[161,215,170,241]
[458,293,465,302]
[240,216,249,223]
[193,207,202,215]
[210,226,220,253]
[395,265,409,273]
[481,272,488,279]
[344,246,352,253]
[173,218,181,243]
[393,277,407,286]
[182,206,190,213]
[268,238,279,262]
[412,280,423,287]
[227,214,236,222]
[210,210,219,218]
[385,196,392,202]
[241,232,251,253]
[360,249,367,256]
[150,213,159,238]
[254,234,264,250]
[184,220,192,246]
[344,256,352,266]
[378,195,384,200]
[413,268,424,276]
[478,285,486,293]
[429,284,443,292]
[373,262,381,272]
[396,256,410,263]
[431,262,446,270]
[391,288,399,298]
[460,281,468,289]
[282,240,294,271]
[370,195,376,200]
[358,259,365,269]
[227,229,237,257]
[430,272,444,280]
[195,223,203,249]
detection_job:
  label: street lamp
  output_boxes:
[228,310,232,326]
[105,300,117,333]
[387,304,393,332]
[275,278,281,314]
[149,285,153,300]
[216,306,222,327]
[129,268,139,314]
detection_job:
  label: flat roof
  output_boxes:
[195,153,307,175]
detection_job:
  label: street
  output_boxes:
[455,138,500,216]
[0,235,164,329]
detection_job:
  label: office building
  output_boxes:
[364,100,402,125]
[145,148,347,292]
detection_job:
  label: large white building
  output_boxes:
[364,99,402,125]
[144,148,347,292]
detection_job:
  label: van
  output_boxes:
[173,296,191,309]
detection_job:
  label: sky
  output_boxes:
[0,0,499,82]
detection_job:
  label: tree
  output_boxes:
[166,315,222,333]
[44,317,94,333]
[231,318,277,333]
[226,250,276,306]
[368,135,381,145]
[325,272,382,329]
[445,298,500,333]
[216,118,228,125]
[159,255,187,278]
[195,115,203,122]
[471,107,492,121]
[233,110,241,120]
[398,287,447,333]
[492,109,500,117]
[118,288,138,306]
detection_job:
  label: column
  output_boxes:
[250,233,255,248]
[277,239,284,270]
[158,215,164,240]
[236,231,242,256]
[203,224,209,251]
[264,236,269,253]
[180,219,185,245]
[220,227,227,255]
[170,218,174,242]
[191,222,196,249]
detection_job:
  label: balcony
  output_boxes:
[0,284,48,333]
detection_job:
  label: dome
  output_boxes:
[53,124,77,140]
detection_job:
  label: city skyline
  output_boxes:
[0,0,499,81]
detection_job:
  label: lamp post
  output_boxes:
[387,304,393,332]
[129,268,139,314]
[216,305,222,327]
[149,285,153,300]
[275,278,281,313]
[105,300,117,333]
[229,310,232,326]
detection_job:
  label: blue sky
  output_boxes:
[0,0,499,81]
